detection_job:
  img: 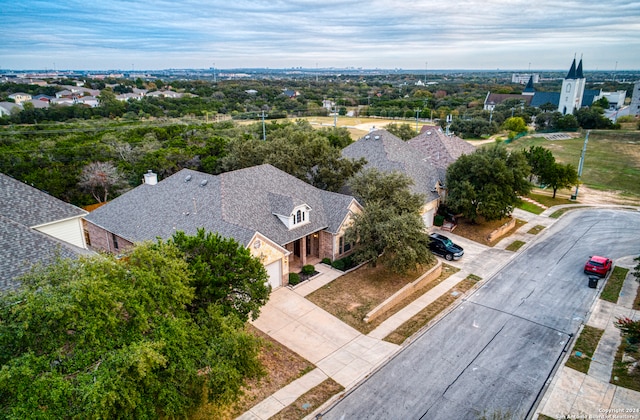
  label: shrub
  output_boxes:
[301,264,315,275]
[434,215,445,227]
[615,317,640,344]
[331,259,345,271]
[288,272,300,286]
[321,257,331,265]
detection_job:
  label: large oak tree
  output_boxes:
[345,168,434,273]
[445,144,531,222]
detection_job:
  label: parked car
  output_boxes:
[584,255,612,277]
[429,233,464,261]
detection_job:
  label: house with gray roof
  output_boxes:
[0,173,89,291]
[83,165,362,289]
[408,125,476,181]
[341,129,442,227]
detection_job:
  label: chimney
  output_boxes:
[143,170,158,185]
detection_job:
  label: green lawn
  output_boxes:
[506,131,640,198]
[600,266,630,303]
[565,325,605,373]
[506,240,526,252]
[517,201,544,214]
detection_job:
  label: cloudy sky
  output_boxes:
[2,0,639,71]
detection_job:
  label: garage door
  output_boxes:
[265,260,282,290]
[422,208,435,228]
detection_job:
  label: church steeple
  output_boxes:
[576,59,584,79]
[566,58,577,79]
[523,76,535,96]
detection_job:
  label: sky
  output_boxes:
[2,0,640,71]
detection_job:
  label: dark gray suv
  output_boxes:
[429,233,464,261]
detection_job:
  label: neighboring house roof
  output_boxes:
[0,102,22,116]
[0,215,81,292]
[84,164,360,247]
[0,173,87,228]
[409,125,476,180]
[0,173,89,291]
[342,130,440,202]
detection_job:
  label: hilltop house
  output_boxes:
[342,130,442,227]
[0,173,89,291]
[83,165,362,290]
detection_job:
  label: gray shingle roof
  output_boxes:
[409,126,476,178]
[0,215,82,292]
[85,165,359,246]
[0,172,87,227]
[342,130,440,202]
[0,174,89,291]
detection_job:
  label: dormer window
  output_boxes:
[287,205,310,229]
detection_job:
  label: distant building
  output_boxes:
[8,92,32,104]
[630,81,640,117]
[512,73,540,84]
[485,58,620,116]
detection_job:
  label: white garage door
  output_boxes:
[265,260,282,290]
[422,208,435,228]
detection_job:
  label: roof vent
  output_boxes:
[374,135,380,140]
[200,179,208,187]
[185,174,192,182]
[365,135,370,140]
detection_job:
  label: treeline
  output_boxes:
[0,119,361,207]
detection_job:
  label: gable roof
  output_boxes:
[409,125,476,180]
[84,165,359,247]
[0,173,87,227]
[342,130,440,202]
[0,173,89,291]
[0,215,81,292]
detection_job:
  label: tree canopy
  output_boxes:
[345,168,434,273]
[0,239,265,419]
[170,229,270,322]
[445,144,531,222]
[523,145,579,198]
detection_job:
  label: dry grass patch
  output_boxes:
[270,378,343,420]
[384,274,481,345]
[306,260,439,334]
[192,325,314,419]
[452,217,526,246]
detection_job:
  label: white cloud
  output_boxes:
[1,0,638,70]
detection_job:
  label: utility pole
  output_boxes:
[415,108,420,133]
[572,130,589,200]
[333,101,338,127]
[261,110,268,141]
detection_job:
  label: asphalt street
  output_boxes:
[320,209,640,420]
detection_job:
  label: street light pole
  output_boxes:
[415,108,420,133]
[572,130,590,200]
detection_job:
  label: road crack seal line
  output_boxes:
[418,324,506,420]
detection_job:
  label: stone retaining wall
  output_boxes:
[486,217,516,243]
[364,261,442,324]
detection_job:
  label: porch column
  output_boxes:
[300,237,307,265]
